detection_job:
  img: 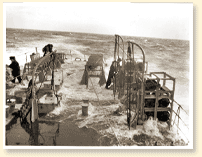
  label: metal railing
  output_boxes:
[171,100,189,143]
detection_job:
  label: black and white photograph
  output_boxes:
[3,2,193,148]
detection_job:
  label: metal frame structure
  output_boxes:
[112,35,175,130]
[144,72,175,129]
[81,54,106,88]
[112,35,124,98]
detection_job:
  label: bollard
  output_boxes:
[83,99,89,103]
[82,99,89,116]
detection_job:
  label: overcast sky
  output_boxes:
[5,2,192,40]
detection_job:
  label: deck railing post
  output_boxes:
[169,78,175,129]
[31,115,39,145]
[154,79,160,120]
[86,66,89,89]
[51,54,55,91]
[163,72,166,86]
[62,69,63,84]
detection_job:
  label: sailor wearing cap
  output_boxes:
[7,56,22,83]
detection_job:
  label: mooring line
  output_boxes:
[88,76,121,146]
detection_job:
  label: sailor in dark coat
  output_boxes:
[105,58,122,89]
[42,44,53,57]
[127,43,131,58]
[8,56,22,83]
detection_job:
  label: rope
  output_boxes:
[88,75,121,146]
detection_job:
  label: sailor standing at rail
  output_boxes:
[127,42,131,58]
[105,58,122,89]
[6,56,22,84]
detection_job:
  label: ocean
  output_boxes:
[5,28,190,110]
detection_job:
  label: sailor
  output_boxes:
[105,58,122,89]
[42,44,53,57]
[7,56,22,83]
[127,43,131,58]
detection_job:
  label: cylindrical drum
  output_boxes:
[82,99,89,116]
[82,104,88,116]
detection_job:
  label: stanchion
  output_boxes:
[31,98,39,146]
[31,98,38,122]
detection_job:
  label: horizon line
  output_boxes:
[6,27,190,41]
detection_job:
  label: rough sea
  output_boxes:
[5,28,191,146]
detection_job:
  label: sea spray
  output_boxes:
[143,117,164,139]
[48,101,66,116]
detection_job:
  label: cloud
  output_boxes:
[5,2,192,40]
